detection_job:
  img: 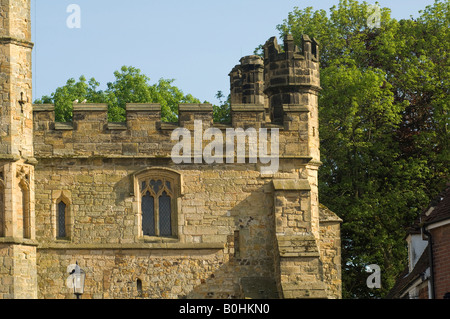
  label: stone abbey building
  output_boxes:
[0,0,341,299]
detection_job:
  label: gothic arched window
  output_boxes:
[53,192,72,240]
[134,169,181,238]
[57,200,67,238]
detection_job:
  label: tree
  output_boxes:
[35,66,204,123]
[213,91,231,124]
[35,76,104,122]
[276,0,449,298]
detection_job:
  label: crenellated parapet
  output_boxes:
[263,34,320,123]
[229,55,266,106]
[32,34,321,164]
[32,102,311,160]
[229,34,320,126]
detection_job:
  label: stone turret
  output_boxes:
[263,34,320,123]
[229,55,265,105]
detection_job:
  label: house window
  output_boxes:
[135,169,181,238]
[57,200,67,238]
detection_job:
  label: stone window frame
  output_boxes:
[17,173,31,239]
[51,191,73,241]
[133,168,183,240]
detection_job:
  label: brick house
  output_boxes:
[388,183,450,299]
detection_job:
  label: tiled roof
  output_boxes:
[422,183,450,226]
[406,183,450,235]
[386,247,430,299]
[388,182,449,298]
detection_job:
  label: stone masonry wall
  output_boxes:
[0,243,37,299]
[34,158,312,299]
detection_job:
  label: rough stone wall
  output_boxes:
[319,205,342,299]
[0,243,37,299]
[29,34,341,300]
[0,0,34,158]
[32,104,309,160]
[0,245,15,298]
[0,0,37,299]
[34,158,308,299]
[0,0,32,40]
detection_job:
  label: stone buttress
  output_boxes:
[0,0,38,299]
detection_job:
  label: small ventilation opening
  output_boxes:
[137,279,143,295]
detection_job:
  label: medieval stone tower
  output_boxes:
[0,0,37,299]
[0,0,341,299]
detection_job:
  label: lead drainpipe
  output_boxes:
[422,224,435,299]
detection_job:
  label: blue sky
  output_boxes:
[31,0,437,105]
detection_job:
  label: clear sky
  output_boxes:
[31,0,438,105]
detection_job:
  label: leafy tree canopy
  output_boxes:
[34,66,214,123]
[276,0,449,298]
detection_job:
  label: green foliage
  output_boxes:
[213,91,231,124]
[35,66,206,123]
[35,76,104,122]
[277,0,449,298]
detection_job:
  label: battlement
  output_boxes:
[229,34,320,124]
[264,34,320,63]
[263,34,321,93]
[32,34,321,162]
[32,102,312,160]
[263,35,320,123]
[229,55,265,105]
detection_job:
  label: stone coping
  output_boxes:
[107,123,127,130]
[178,104,213,112]
[35,155,314,161]
[0,155,38,165]
[33,104,55,112]
[273,179,311,191]
[282,105,310,113]
[0,36,34,48]
[231,104,266,112]
[55,123,74,131]
[126,103,161,112]
[160,122,179,130]
[0,237,39,247]
[73,104,108,112]
[0,154,21,161]
[37,242,225,250]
